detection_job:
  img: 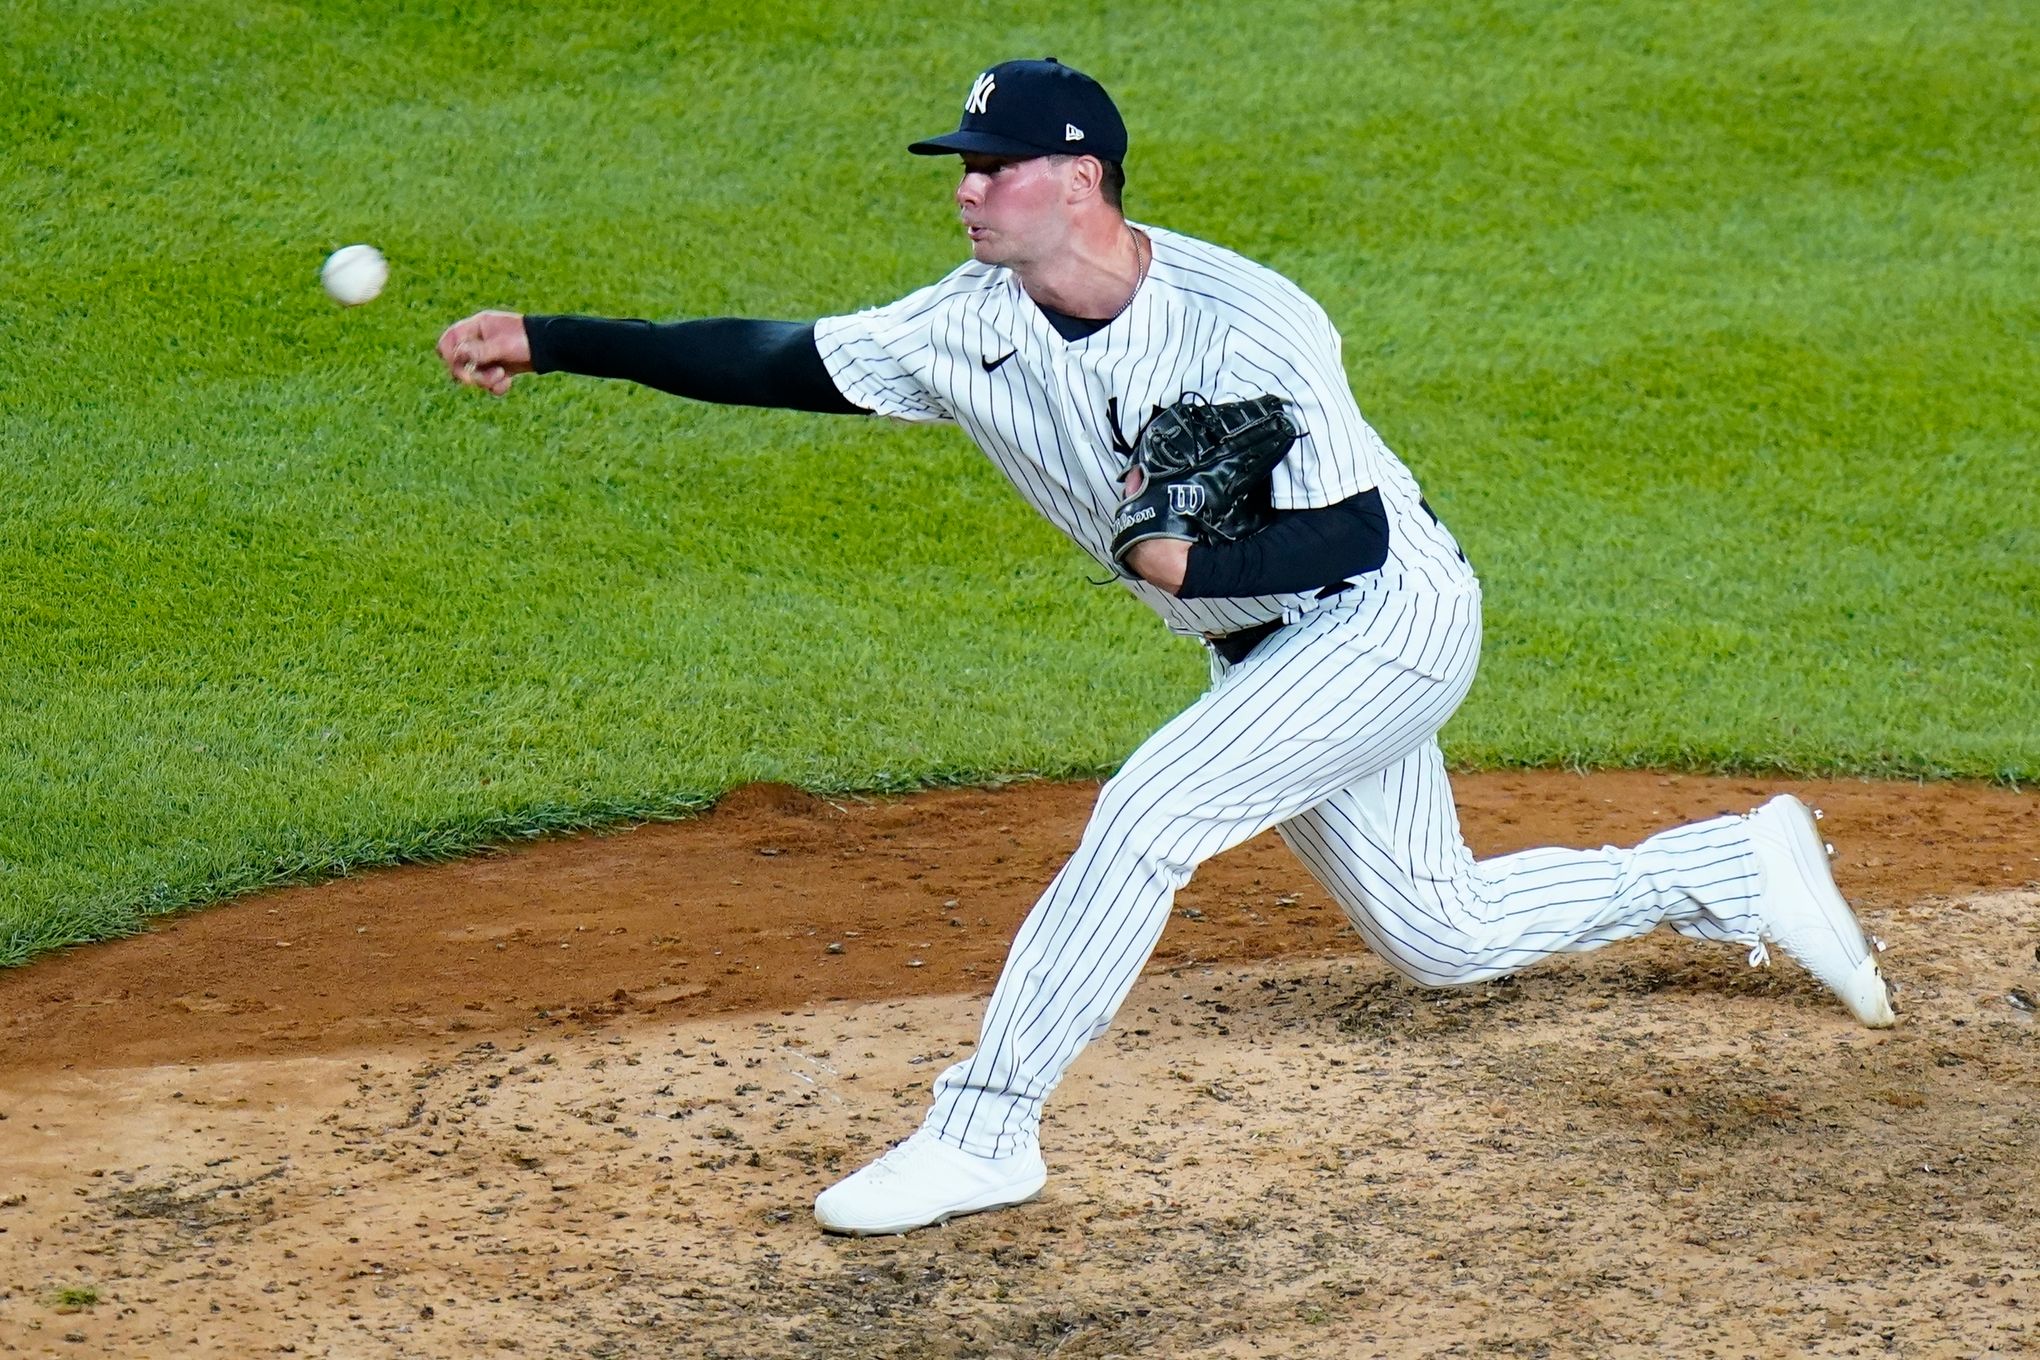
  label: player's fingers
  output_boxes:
[442,318,509,378]
[437,321,477,370]
[453,340,494,387]
[442,339,475,384]
[440,314,525,391]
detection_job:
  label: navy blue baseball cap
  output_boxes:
[909,58,1128,162]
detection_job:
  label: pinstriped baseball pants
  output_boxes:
[926,585,1769,1158]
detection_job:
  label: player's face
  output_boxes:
[955,154,1074,267]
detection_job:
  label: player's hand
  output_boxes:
[1124,539,1190,594]
[437,310,534,396]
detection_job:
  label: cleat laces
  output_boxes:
[858,1137,926,1184]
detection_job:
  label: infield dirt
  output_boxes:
[2,771,2036,1357]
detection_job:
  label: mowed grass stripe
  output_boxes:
[2,0,2033,964]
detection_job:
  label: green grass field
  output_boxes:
[3,0,2034,966]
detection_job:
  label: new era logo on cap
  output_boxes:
[1064,123,1084,141]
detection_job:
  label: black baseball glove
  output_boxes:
[1108,394,1300,567]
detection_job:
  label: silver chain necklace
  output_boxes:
[1109,227,1149,321]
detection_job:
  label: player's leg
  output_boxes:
[1280,739,1894,1019]
[1280,739,1760,982]
[814,589,1480,1234]
[926,591,1479,1157]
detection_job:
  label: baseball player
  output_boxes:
[437,58,1894,1238]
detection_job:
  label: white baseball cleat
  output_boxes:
[814,1129,1047,1236]
[1742,794,1895,1027]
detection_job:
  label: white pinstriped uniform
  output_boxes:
[815,227,1772,1158]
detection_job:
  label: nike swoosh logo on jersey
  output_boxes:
[981,350,1018,372]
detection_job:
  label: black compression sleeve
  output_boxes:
[523,315,865,415]
[1177,488,1390,599]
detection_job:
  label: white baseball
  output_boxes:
[321,244,388,306]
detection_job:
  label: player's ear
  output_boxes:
[1064,154,1104,204]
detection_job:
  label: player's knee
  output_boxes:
[1088,771,1161,836]
[1083,780,1204,883]
[1325,898,1519,987]
[1368,940,1523,989]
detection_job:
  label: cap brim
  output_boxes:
[906,129,1056,157]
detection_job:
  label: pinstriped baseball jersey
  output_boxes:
[814,225,1478,640]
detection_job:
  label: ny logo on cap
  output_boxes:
[965,72,996,115]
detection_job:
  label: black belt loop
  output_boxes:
[1205,580,1353,665]
[1206,617,1285,665]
